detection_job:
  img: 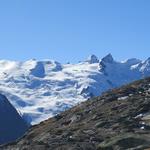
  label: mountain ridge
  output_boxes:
[0,54,150,124]
[2,77,150,149]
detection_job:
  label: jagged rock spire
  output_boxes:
[99,53,114,73]
[101,53,114,63]
[87,54,99,64]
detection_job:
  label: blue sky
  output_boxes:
[0,0,150,63]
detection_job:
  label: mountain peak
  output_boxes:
[141,57,150,67]
[101,53,114,63]
[139,57,150,73]
[123,58,141,65]
[86,54,99,64]
[145,57,150,63]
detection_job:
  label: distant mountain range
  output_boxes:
[0,54,150,125]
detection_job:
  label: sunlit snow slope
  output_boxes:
[0,54,150,124]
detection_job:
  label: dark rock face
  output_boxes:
[101,53,114,64]
[3,77,150,149]
[87,54,99,64]
[0,94,29,145]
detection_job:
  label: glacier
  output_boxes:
[0,54,150,125]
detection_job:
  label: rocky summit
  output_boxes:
[2,77,150,150]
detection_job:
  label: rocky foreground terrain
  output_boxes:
[2,77,150,149]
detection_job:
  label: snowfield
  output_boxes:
[0,54,150,124]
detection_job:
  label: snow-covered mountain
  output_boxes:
[0,54,150,125]
[0,94,28,144]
